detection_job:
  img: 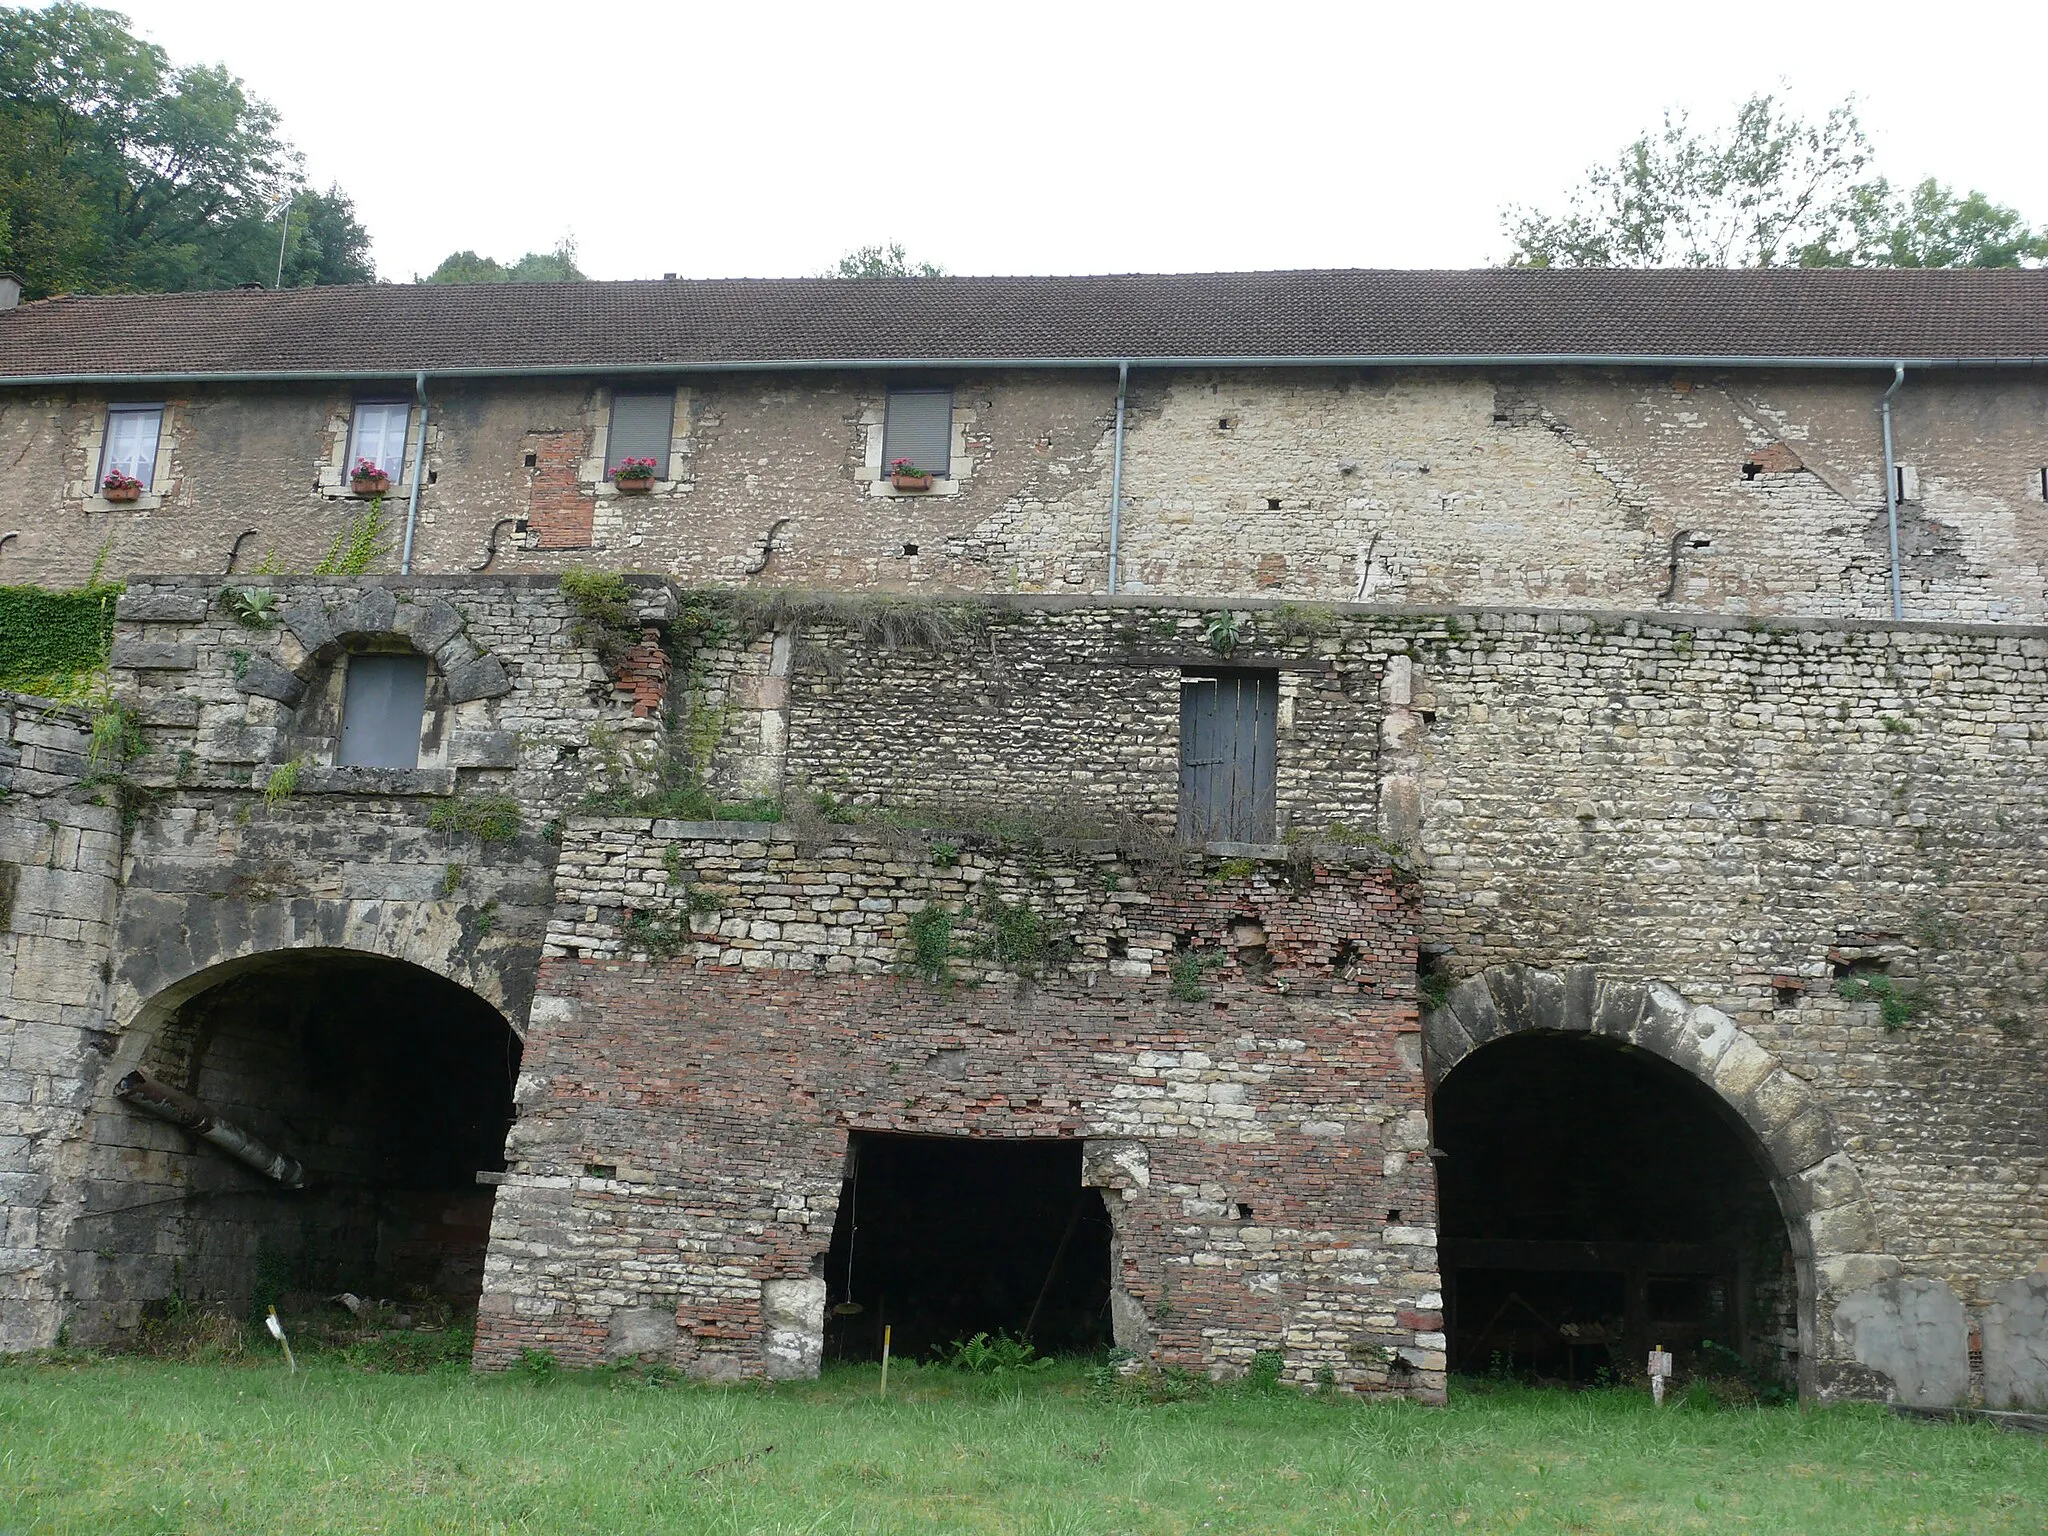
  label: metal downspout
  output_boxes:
[1879,364,1906,621]
[400,369,428,575]
[1107,359,1129,594]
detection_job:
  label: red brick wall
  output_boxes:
[476,853,1445,1398]
[524,430,592,550]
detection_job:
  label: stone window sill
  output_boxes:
[287,765,457,796]
[317,481,415,501]
[864,477,962,498]
[86,493,166,512]
[592,480,691,498]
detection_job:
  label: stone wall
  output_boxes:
[481,827,1441,1396]
[6,367,2046,620]
[0,700,120,1349]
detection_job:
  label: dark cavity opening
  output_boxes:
[122,951,519,1327]
[1434,1033,1794,1389]
[823,1131,1112,1363]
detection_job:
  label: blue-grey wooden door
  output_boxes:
[1178,670,1278,843]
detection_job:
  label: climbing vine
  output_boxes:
[0,581,122,699]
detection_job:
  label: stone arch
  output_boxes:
[1423,964,1891,1400]
[228,584,512,714]
[68,945,525,1344]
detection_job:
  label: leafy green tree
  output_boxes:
[824,241,945,278]
[0,3,373,296]
[423,237,585,283]
[1503,93,2045,269]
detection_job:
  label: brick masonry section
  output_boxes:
[477,830,1444,1398]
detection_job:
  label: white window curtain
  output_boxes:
[101,406,163,486]
[348,401,411,480]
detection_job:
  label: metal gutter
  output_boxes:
[1107,359,1128,594]
[1879,364,1907,622]
[5,354,2048,388]
[400,369,428,575]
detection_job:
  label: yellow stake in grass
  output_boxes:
[879,1324,892,1399]
[265,1304,297,1373]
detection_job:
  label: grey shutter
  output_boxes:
[1178,670,1277,842]
[607,391,675,475]
[881,388,952,476]
[338,653,429,768]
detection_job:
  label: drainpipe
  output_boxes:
[1107,359,1129,594]
[400,369,428,575]
[1879,364,1905,622]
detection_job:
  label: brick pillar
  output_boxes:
[614,626,671,718]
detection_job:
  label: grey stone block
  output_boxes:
[108,639,195,671]
[235,656,304,705]
[606,1304,678,1360]
[445,655,512,702]
[399,597,466,655]
[197,722,282,765]
[1832,1278,1969,1408]
[133,692,200,728]
[115,591,208,623]
[1982,1272,2048,1411]
[280,598,337,652]
[297,765,456,797]
[334,588,398,637]
[448,730,519,768]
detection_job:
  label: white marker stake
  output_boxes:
[1648,1345,1673,1406]
[266,1305,297,1373]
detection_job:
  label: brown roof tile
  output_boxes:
[2,267,2045,378]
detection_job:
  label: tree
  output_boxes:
[824,242,945,279]
[0,4,376,296]
[1503,93,2046,269]
[423,237,585,284]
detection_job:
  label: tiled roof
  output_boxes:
[2,268,2045,378]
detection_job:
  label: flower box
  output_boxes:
[889,459,935,492]
[611,457,659,494]
[101,474,144,503]
[349,457,390,497]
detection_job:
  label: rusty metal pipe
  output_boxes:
[116,1070,306,1188]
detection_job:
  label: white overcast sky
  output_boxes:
[109,0,2048,282]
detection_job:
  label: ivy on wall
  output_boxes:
[0,582,124,700]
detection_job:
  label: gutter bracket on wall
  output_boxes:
[1107,359,1129,594]
[400,369,428,575]
[1879,364,1906,622]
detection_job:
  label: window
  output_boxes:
[100,404,163,488]
[1178,669,1278,843]
[882,388,952,478]
[348,400,411,482]
[606,390,675,477]
[337,653,429,769]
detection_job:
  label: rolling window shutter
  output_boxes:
[337,653,429,769]
[607,391,675,475]
[349,401,410,479]
[882,389,952,476]
[103,407,162,484]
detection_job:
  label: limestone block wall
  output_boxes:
[1397,608,2048,1401]
[481,827,1440,1396]
[5,366,2045,620]
[0,700,120,1349]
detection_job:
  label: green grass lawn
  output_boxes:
[2,1350,2042,1534]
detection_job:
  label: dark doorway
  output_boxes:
[823,1133,1113,1362]
[116,951,520,1321]
[1433,1034,1796,1385]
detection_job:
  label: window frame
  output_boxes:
[347,398,413,485]
[604,388,677,479]
[881,386,954,479]
[98,402,165,489]
[336,650,431,770]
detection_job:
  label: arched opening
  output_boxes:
[100,949,519,1330]
[1434,1032,1796,1387]
[822,1132,1114,1362]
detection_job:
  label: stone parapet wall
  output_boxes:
[482,829,1441,1395]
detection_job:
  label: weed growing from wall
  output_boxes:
[622,909,691,958]
[1836,975,1923,1031]
[904,902,956,983]
[428,795,522,845]
[262,758,302,806]
[560,570,638,668]
[216,586,279,629]
[975,891,1071,975]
